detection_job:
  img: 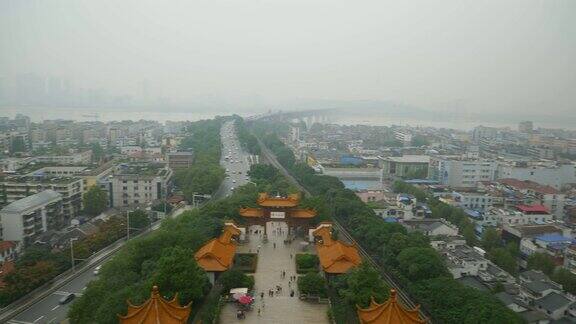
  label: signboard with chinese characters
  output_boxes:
[270,211,285,219]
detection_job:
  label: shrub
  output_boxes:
[296,254,319,273]
[218,269,255,293]
[298,272,327,297]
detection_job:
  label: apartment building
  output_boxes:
[0,190,63,244]
[440,189,494,211]
[429,156,497,187]
[104,163,172,208]
[35,150,92,165]
[497,178,566,219]
[0,175,83,221]
[380,155,429,179]
[167,151,194,170]
[497,162,576,190]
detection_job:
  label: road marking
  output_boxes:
[51,305,60,311]
[8,320,34,324]
[33,316,44,323]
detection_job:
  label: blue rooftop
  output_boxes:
[383,217,398,223]
[535,234,571,243]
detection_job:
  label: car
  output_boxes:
[59,293,76,304]
[93,265,101,275]
[233,180,236,183]
[231,187,235,191]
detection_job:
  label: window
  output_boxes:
[123,186,128,190]
[123,180,127,184]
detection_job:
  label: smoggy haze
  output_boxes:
[1,0,575,116]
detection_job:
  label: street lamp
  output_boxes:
[70,238,79,272]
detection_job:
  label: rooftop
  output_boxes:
[119,286,191,324]
[312,223,361,274]
[534,292,572,312]
[1,190,62,214]
[382,155,430,164]
[194,223,240,272]
[356,290,425,324]
[498,178,559,195]
[517,204,549,214]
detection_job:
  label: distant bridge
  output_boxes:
[246,108,336,128]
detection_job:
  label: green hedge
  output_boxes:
[295,253,319,274]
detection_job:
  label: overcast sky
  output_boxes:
[1,0,575,115]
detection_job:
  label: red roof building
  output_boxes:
[517,204,549,214]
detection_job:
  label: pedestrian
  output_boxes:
[258,308,261,316]
[260,291,264,299]
[283,270,286,278]
[290,253,293,259]
[288,281,291,288]
[273,242,276,249]
[290,290,295,297]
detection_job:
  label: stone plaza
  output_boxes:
[220,221,329,324]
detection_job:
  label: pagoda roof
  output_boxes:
[313,223,361,274]
[119,286,191,324]
[357,290,425,324]
[257,193,300,208]
[290,208,317,218]
[194,223,240,272]
[239,207,265,218]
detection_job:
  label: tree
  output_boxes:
[83,185,108,216]
[128,210,150,229]
[462,223,478,246]
[527,253,556,276]
[552,268,576,295]
[90,143,104,162]
[298,272,327,297]
[397,247,448,281]
[152,246,210,304]
[488,248,518,275]
[481,228,501,253]
[219,269,254,293]
[338,263,389,308]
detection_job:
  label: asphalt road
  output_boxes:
[218,120,254,196]
[7,121,248,324]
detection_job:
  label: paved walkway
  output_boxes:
[220,222,329,324]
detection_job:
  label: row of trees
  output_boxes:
[254,124,522,324]
[175,118,227,201]
[0,217,128,307]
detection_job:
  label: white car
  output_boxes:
[93,265,102,275]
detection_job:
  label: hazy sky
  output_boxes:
[1,0,575,114]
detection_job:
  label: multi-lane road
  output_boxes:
[218,120,253,195]
[5,120,250,324]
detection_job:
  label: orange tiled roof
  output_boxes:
[257,193,300,208]
[119,286,191,324]
[194,223,240,272]
[357,290,425,324]
[289,208,317,218]
[313,223,361,274]
[239,207,265,217]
